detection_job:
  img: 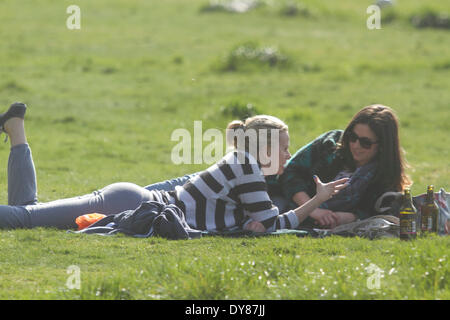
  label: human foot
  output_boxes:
[0,102,27,143]
[0,102,26,129]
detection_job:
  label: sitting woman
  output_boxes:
[145,104,412,229]
[277,104,412,228]
[0,102,348,232]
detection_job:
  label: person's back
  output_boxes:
[172,150,280,232]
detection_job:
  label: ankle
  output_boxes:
[3,118,24,135]
[3,118,27,147]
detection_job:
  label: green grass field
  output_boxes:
[0,0,449,300]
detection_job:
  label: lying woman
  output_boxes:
[0,102,348,232]
[145,104,412,229]
[277,104,411,228]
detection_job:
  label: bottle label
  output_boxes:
[421,204,438,232]
[421,215,432,231]
[400,211,416,235]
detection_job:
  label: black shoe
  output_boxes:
[0,102,26,127]
[0,102,27,142]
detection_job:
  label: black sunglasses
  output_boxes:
[348,131,378,149]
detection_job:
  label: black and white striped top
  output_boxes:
[170,151,299,232]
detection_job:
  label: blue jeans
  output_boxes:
[0,144,162,229]
[144,173,199,192]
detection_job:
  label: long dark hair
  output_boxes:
[337,104,411,191]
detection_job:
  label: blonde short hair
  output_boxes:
[226,115,288,151]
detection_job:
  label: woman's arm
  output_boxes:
[279,130,343,202]
[244,209,356,232]
[289,161,376,226]
[292,190,339,228]
[290,176,349,226]
[292,190,357,228]
[334,211,357,225]
[292,191,311,206]
[244,176,349,232]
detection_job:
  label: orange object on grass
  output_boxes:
[76,213,107,230]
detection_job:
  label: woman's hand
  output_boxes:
[310,210,357,229]
[313,175,349,203]
[310,208,339,229]
[244,220,266,233]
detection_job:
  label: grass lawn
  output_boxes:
[0,0,449,300]
[0,229,448,300]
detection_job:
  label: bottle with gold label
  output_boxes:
[420,185,438,234]
[399,188,417,240]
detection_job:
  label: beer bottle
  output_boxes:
[420,185,438,234]
[399,188,417,240]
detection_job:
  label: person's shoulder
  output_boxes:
[220,150,261,172]
[318,129,343,141]
[310,129,343,150]
[221,150,254,164]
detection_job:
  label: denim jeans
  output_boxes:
[144,173,199,192]
[0,144,159,229]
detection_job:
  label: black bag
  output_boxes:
[374,191,403,217]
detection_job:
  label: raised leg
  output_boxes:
[2,115,38,206]
[8,143,38,206]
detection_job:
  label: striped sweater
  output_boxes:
[170,151,299,232]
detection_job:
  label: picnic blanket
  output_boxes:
[202,228,311,238]
[310,215,400,239]
[202,215,399,239]
[69,189,448,240]
[70,201,203,240]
